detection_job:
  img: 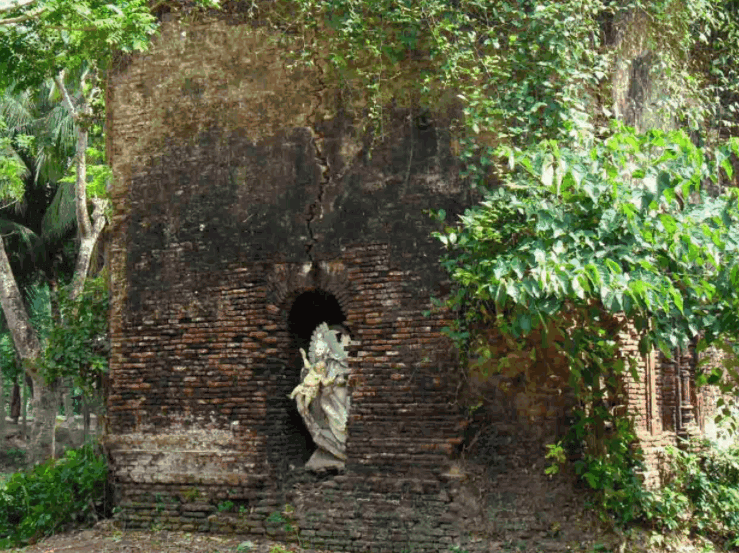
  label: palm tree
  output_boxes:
[0,79,86,462]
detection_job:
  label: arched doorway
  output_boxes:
[266,288,350,477]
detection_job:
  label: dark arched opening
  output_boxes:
[278,289,348,469]
[288,289,348,360]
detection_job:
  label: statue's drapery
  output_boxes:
[290,322,352,469]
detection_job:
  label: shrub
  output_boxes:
[645,440,739,548]
[0,443,108,547]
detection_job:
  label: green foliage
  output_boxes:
[686,0,739,135]
[278,0,607,182]
[0,118,28,203]
[433,125,739,522]
[544,441,566,476]
[0,448,25,468]
[217,500,234,513]
[266,504,300,545]
[0,443,108,547]
[0,0,159,90]
[572,416,650,524]
[41,274,108,392]
[269,1,739,192]
[0,332,19,381]
[644,441,739,547]
[437,125,739,366]
[0,0,222,89]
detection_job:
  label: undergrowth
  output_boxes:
[0,443,109,548]
[643,439,739,549]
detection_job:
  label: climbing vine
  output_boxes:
[259,1,739,186]
[209,0,739,525]
[432,126,739,520]
[271,0,607,175]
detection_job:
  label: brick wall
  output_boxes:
[105,14,490,551]
[619,327,722,487]
[105,10,724,550]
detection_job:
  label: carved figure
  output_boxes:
[290,322,352,470]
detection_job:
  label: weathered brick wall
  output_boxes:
[105,9,726,550]
[619,326,722,487]
[105,14,490,551]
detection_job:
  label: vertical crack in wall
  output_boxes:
[305,126,330,262]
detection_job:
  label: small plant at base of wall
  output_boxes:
[217,500,235,513]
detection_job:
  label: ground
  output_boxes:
[5,522,308,553]
[1,520,730,553]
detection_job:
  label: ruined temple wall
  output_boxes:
[619,325,722,487]
[105,15,483,551]
[102,9,730,548]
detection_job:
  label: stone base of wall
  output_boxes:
[113,470,463,552]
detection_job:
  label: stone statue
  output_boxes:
[290,322,352,471]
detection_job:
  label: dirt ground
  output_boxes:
[5,521,312,553]
[1,520,729,553]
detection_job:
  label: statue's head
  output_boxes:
[329,323,352,349]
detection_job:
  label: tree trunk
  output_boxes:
[0,233,54,464]
[0,368,5,439]
[82,394,90,442]
[54,71,109,301]
[21,378,27,441]
[62,377,73,419]
[10,378,20,423]
[70,198,107,300]
[28,374,58,463]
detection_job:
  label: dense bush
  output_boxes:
[0,443,108,548]
[645,440,739,548]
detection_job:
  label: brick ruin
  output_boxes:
[103,10,723,552]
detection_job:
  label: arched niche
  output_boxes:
[264,288,352,477]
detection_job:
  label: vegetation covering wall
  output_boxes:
[102,0,739,549]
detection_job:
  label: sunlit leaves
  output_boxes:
[0,0,217,89]
[437,125,739,355]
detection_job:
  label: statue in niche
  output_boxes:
[290,322,352,471]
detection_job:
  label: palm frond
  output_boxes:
[45,103,76,152]
[25,281,52,340]
[41,180,76,243]
[0,86,33,133]
[0,218,41,254]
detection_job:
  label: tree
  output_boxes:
[0,79,87,448]
[0,0,218,463]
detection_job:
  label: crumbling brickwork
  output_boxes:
[105,9,724,551]
[105,14,486,551]
[618,327,721,487]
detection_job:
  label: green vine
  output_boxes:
[433,126,739,523]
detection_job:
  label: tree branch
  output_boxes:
[0,7,46,25]
[0,0,36,15]
[53,71,78,119]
